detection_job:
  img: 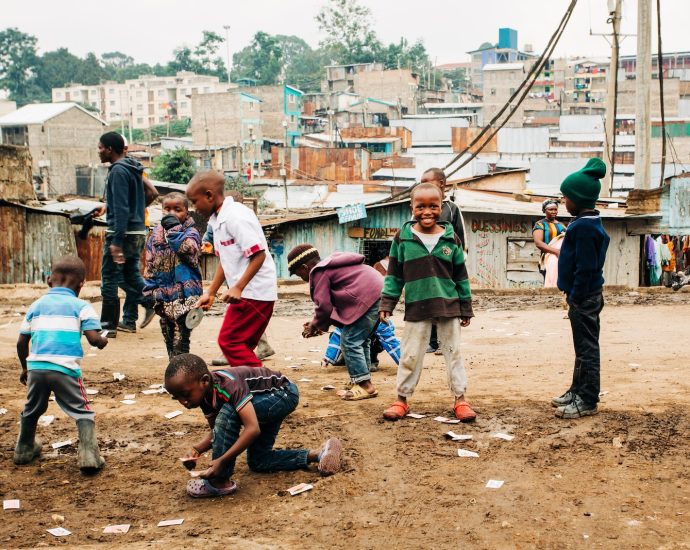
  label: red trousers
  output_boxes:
[218,298,274,367]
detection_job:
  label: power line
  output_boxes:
[442,0,578,180]
[656,0,667,187]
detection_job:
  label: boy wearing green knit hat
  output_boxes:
[553,158,610,419]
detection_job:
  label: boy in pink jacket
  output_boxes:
[288,244,382,401]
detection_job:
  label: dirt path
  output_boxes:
[0,297,688,549]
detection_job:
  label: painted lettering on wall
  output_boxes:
[472,231,499,287]
[471,220,528,234]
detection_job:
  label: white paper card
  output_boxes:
[457,449,480,458]
[113,372,125,381]
[120,400,136,405]
[286,365,300,369]
[141,389,160,395]
[3,500,20,510]
[123,394,136,400]
[149,384,163,389]
[38,415,55,427]
[446,431,473,441]
[157,519,184,527]
[406,413,426,419]
[287,483,313,496]
[85,389,99,396]
[486,479,504,489]
[165,410,183,419]
[103,524,130,534]
[493,433,515,441]
[297,378,313,382]
[321,385,336,391]
[47,527,71,537]
[0,408,8,415]
[100,330,110,338]
[434,416,461,424]
[51,440,72,449]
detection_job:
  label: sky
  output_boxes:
[2,0,687,67]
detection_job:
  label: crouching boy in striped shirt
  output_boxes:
[379,183,477,422]
[15,255,108,473]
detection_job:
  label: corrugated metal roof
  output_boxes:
[555,133,605,142]
[483,62,524,71]
[497,127,550,153]
[0,102,105,126]
[559,115,604,135]
[390,117,468,145]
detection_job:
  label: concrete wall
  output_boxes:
[191,92,243,146]
[27,108,105,196]
[617,78,680,117]
[0,145,34,201]
[482,67,526,127]
[353,69,418,114]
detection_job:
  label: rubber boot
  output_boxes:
[77,419,105,473]
[13,415,42,465]
[256,334,276,361]
[100,298,120,338]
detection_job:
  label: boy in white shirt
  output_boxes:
[187,172,277,367]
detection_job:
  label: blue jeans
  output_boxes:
[341,299,379,384]
[567,292,604,406]
[101,233,146,325]
[212,382,308,481]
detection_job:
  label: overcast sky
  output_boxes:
[2,0,687,67]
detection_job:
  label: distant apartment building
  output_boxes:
[321,62,384,93]
[482,62,528,127]
[52,72,234,130]
[244,84,304,145]
[353,68,418,115]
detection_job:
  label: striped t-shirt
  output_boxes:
[19,287,101,378]
[201,367,291,427]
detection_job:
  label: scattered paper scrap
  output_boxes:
[445,431,472,441]
[310,360,321,365]
[165,410,183,419]
[297,378,313,382]
[308,349,321,353]
[100,329,110,338]
[0,408,7,415]
[51,514,65,523]
[142,389,162,395]
[120,400,136,405]
[149,384,163,389]
[124,394,136,400]
[3,499,20,510]
[321,385,336,391]
[113,372,125,381]
[283,356,293,361]
[85,389,99,396]
[626,519,641,527]
[493,433,515,441]
[433,416,461,424]
[103,524,130,534]
[406,413,426,419]
[286,365,300,369]
[157,519,184,527]
[287,483,313,496]
[486,480,504,489]
[457,449,480,458]
[612,437,624,449]
[47,527,71,537]
[599,390,609,397]
[38,415,55,427]
[629,363,640,369]
[51,440,72,449]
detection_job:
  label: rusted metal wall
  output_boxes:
[0,145,35,201]
[340,127,412,150]
[0,203,77,284]
[452,127,498,154]
[74,225,148,282]
[269,147,368,181]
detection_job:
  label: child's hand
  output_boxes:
[379,311,391,323]
[97,336,108,349]
[181,448,200,470]
[302,322,322,338]
[221,286,242,304]
[460,317,471,327]
[19,369,27,386]
[195,293,215,310]
[199,458,224,480]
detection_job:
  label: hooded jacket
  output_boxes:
[309,252,383,331]
[105,156,146,246]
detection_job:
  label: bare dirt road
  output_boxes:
[0,288,688,549]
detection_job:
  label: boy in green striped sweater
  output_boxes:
[379,183,477,422]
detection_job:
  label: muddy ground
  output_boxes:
[0,286,688,549]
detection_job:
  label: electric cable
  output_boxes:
[656,0,667,187]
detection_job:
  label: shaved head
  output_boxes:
[187,171,224,195]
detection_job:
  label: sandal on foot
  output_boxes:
[317,437,342,476]
[341,385,378,401]
[186,478,237,498]
[383,400,409,421]
[454,401,477,422]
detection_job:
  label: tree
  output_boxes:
[36,48,84,93]
[0,28,44,104]
[315,0,381,64]
[231,32,283,85]
[169,31,226,80]
[150,148,196,184]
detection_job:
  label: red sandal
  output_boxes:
[454,401,477,422]
[383,401,410,421]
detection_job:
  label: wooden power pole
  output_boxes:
[634,0,652,189]
[602,0,622,197]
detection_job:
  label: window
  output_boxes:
[158,89,165,97]
[109,100,116,106]
[203,87,211,93]
[109,88,115,95]
[180,88,187,95]
[509,88,516,95]
[490,88,496,96]
[136,117,144,124]
[55,92,62,99]
[137,104,143,112]
[180,101,188,109]
[136,91,143,98]
[159,117,165,123]
[288,94,296,105]
[248,102,255,111]
[91,102,97,107]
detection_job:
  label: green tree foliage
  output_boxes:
[170,31,226,80]
[315,0,382,64]
[231,32,283,85]
[150,148,196,184]
[0,27,44,104]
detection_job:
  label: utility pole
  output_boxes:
[282,120,289,213]
[634,0,652,190]
[223,25,232,85]
[602,0,622,196]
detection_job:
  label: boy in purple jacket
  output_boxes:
[288,244,382,401]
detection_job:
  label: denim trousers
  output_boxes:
[340,299,380,384]
[101,233,146,325]
[567,292,604,406]
[212,382,308,480]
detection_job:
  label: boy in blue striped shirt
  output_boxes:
[15,256,109,472]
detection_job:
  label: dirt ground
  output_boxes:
[0,287,688,549]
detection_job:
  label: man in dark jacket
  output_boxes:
[97,132,153,335]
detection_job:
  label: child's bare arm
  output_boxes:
[17,334,30,385]
[223,250,265,304]
[84,330,108,349]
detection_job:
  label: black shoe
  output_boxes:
[139,307,156,329]
[555,394,598,419]
[551,391,574,408]
[426,345,438,354]
[117,322,136,333]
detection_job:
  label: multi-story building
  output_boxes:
[244,84,304,145]
[482,62,528,127]
[353,68,418,115]
[321,62,384,93]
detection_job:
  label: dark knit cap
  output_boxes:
[560,158,606,209]
[287,244,320,275]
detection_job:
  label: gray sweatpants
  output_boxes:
[21,370,94,422]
